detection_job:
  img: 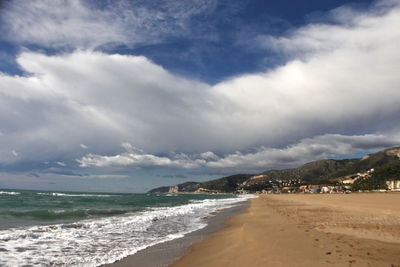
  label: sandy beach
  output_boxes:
[172,193,400,267]
[105,201,249,267]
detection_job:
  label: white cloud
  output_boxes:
[80,144,88,149]
[209,1,400,148]
[0,1,400,174]
[56,161,66,167]
[78,134,399,172]
[78,143,205,169]
[256,0,400,58]
[204,134,400,172]
[0,0,218,49]
[11,150,18,157]
[0,50,214,165]
[200,151,219,160]
[60,174,129,179]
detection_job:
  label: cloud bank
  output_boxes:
[0,0,399,177]
[78,134,399,173]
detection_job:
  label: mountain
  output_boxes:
[265,147,400,182]
[147,147,400,193]
[148,174,252,194]
[147,182,201,194]
[197,174,253,192]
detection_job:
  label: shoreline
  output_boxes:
[104,200,249,267]
[172,193,400,266]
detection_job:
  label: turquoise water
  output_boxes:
[0,189,232,229]
[0,189,251,266]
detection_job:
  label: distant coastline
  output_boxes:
[149,147,400,195]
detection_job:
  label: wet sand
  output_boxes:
[105,201,249,267]
[172,193,400,267]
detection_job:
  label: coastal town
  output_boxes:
[165,167,400,195]
[239,168,400,194]
[153,147,400,196]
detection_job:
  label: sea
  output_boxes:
[0,189,252,266]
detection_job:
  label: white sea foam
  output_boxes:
[0,195,252,266]
[0,191,20,195]
[36,192,112,197]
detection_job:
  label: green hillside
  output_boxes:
[148,147,400,193]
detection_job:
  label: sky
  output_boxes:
[0,0,400,193]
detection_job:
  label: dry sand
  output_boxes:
[172,193,400,267]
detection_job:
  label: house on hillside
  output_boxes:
[168,186,179,194]
[299,185,308,193]
[386,180,400,191]
[342,176,359,184]
[281,186,297,193]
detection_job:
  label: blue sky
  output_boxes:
[0,0,399,193]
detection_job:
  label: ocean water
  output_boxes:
[0,189,252,266]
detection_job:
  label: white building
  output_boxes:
[386,180,400,190]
